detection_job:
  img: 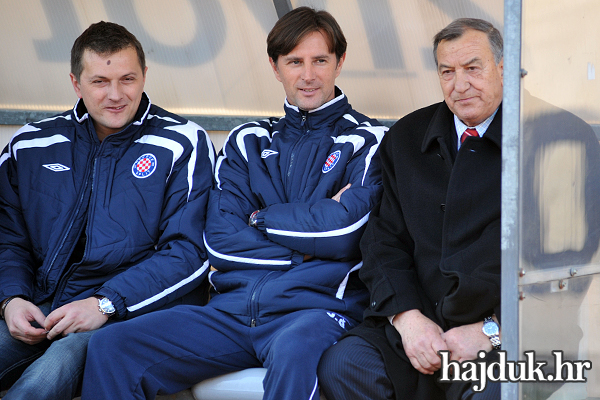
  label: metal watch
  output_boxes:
[248,210,260,228]
[482,316,501,350]
[97,297,116,316]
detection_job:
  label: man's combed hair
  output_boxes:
[71,21,146,80]
[267,6,347,64]
[433,18,503,66]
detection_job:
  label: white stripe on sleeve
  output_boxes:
[12,134,70,161]
[165,120,215,200]
[0,153,9,168]
[127,259,210,312]
[236,124,272,162]
[204,233,292,266]
[336,262,362,299]
[266,212,370,239]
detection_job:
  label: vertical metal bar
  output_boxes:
[501,0,522,399]
[273,0,293,19]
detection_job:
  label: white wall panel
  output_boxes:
[0,0,504,123]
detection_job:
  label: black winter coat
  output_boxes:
[349,101,502,399]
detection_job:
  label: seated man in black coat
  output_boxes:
[317,18,504,400]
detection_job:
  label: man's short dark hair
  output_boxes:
[267,6,347,65]
[71,21,146,80]
[433,18,503,67]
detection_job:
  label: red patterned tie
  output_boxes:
[460,128,478,143]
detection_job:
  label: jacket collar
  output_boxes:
[72,92,152,138]
[282,86,350,131]
[421,101,503,153]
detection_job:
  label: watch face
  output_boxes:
[100,298,115,314]
[483,321,499,336]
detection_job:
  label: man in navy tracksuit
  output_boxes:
[81,7,387,400]
[0,22,214,400]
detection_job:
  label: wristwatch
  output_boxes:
[97,297,116,316]
[248,210,260,228]
[0,296,20,319]
[482,316,501,350]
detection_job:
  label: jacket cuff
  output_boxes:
[364,277,424,319]
[0,286,33,304]
[94,287,126,320]
[254,209,267,232]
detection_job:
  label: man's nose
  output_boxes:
[107,82,123,100]
[454,69,470,92]
[302,64,315,81]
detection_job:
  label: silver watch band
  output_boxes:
[489,335,501,349]
[483,316,501,350]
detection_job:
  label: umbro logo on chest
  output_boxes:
[261,149,279,159]
[43,163,71,172]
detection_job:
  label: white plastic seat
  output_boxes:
[191,368,327,400]
[191,368,266,400]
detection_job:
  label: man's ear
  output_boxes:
[269,57,282,82]
[70,73,83,99]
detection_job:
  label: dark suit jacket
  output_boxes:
[349,101,502,399]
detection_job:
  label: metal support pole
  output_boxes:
[501,0,522,399]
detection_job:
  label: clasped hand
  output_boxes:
[393,309,492,375]
[3,297,109,345]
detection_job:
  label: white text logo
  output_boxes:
[43,163,70,172]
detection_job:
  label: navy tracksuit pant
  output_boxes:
[81,305,353,400]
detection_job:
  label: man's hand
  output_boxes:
[393,309,448,375]
[44,297,109,340]
[332,183,351,202]
[3,297,48,345]
[442,321,494,362]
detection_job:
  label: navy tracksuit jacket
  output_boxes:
[205,88,387,325]
[0,93,215,318]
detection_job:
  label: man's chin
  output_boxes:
[453,106,481,125]
[96,119,129,135]
[296,100,324,112]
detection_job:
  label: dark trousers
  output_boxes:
[318,335,500,400]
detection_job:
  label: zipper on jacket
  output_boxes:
[284,134,308,196]
[248,271,274,327]
[42,147,98,295]
[284,111,310,188]
[51,156,98,309]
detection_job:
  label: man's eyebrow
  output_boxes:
[88,72,138,80]
[460,57,481,67]
[280,55,304,63]
[311,54,332,59]
[282,54,332,61]
[87,74,106,81]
